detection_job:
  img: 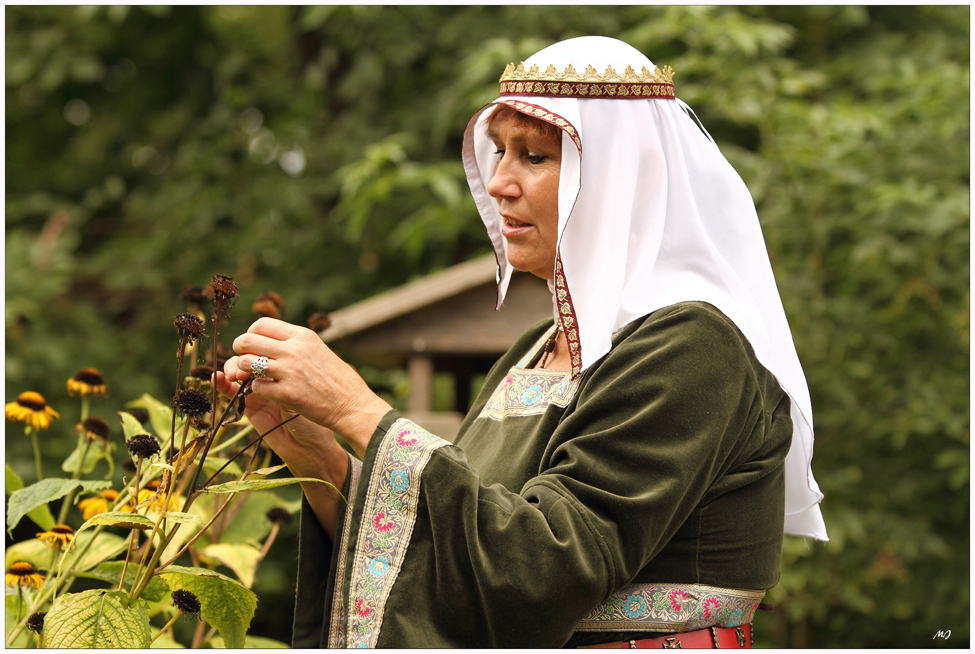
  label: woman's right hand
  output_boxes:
[214,365,346,483]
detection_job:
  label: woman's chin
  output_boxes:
[505,252,555,280]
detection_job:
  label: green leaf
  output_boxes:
[158,565,257,649]
[209,633,289,648]
[126,394,182,444]
[217,491,297,546]
[43,588,151,648]
[203,476,339,495]
[61,439,107,475]
[5,464,55,531]
[246,463,288,477]
[77,561,170,603]
[80,511,156,531]
[198,543,262,588]
[162,511,204,525]
[6,478,111,534]
[5,606,33,647]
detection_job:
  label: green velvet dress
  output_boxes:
[292,301,791,648]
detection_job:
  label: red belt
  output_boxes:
[578,624,752,649]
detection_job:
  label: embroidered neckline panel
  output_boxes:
[476,324,581,422]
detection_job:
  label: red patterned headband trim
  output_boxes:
[496,100,582,153]
[500,62,675,100]
[501,80,674,100]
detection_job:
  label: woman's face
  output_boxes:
[486,116,562,280]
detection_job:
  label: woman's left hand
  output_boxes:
[228,317,392,457]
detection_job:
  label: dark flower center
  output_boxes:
[171,589,201,614]
[16,394,47,411]
[73,368,105,385]
[126,433,161,458]
[209,274,239,302]
[174,313,206,341]
[189,366,215,380]
[180,285,208,306]
[50,525,74,535]
[173,388,212,416]
[9,561,38,575]
[266,507,292,525]
[26,612,46,634]
[307,312,332,332]
[81,417,111,439]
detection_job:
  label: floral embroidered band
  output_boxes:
[574,583,765,633]
[497,100,582,153]
[500,62,675,100]
[345,418,450,648]
[327,456,362,649]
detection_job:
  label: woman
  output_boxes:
[218,36,827,648]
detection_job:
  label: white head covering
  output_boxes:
[462,36,827,540]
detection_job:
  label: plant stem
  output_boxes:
[149,610,183,645]
[80,396,90,423]
[57,435,92,524]
[199,414,298,490]
[170,335,189,464]
[28,427,43,481]
[191,617,208,648]
[257,523,281,562]
[118,457,144,591]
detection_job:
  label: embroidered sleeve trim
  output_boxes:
[554,256,583,376]
[345,418,451,648]
[327,455,363,649]
[574,583,765,632]
[497,99,582,154]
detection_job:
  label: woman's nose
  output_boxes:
[487,156,520,200]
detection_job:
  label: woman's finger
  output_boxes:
[232,332,288,358]
[236,354,277,381]
[247,316,298,340]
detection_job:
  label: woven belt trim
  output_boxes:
[574,583,764,632]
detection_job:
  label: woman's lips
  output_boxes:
[501,214,533,237]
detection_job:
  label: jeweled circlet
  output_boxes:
[499,61,675,100]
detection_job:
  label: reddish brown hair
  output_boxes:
[485,104,563,147]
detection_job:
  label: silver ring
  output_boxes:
[251,356,269,379]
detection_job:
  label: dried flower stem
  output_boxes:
[117,457,144,592]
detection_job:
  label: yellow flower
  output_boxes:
[5,392,60,431]
[5,562,44,590]
[66,368,108,398]
[77,489,132,520]
[36,524,75,549]
[136,480,180,513]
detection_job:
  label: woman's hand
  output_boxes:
[226,317,392,457]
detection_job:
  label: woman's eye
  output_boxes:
[494,149,505,156]
[527,154,546,164]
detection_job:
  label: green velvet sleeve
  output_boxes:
[313,303,787,647]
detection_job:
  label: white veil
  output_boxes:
[462,36,827,540]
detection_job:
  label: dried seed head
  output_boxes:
[78,416,111,441]
[172,388,211,417]
[171,589,201,615]
[124,408,150,424]
[126,433,161,459]
[266,507,292,525]
[179,285,208,308]
[307,312,332,332]
[189,366,215,381]
[26,611,46,634]
[174,313,205,343]
[257,292,284,309]
[208,274,239,302]
[251,300,280,319]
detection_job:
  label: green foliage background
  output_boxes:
[5,5,969,648]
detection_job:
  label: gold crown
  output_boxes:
[500,62,675,86]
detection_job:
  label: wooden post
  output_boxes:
[408,356,433,413]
